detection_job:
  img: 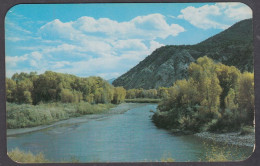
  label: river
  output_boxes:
[7,104,253,162]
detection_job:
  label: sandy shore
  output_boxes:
[194,132,255,148]
[7,103,145,137]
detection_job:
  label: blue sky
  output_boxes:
[5,3,252,79]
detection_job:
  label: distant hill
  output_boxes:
[112,19,253,89]
[107,78,116,84]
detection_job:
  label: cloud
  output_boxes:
[31,51,42,61]
[112,39,147,51]
[6,37,25,42]
[217,3,252,20]
[6,55,28,67]
[7,13,183,79]
[40,14,185,41]
[148,40,164,54]
[51,61,71,69]
[178,3,252,29]
[5,20,31,34]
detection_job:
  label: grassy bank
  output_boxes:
[124,98,161,103]
[6,102,114,129]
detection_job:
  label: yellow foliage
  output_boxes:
[8,148,48,163]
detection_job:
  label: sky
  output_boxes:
[5,3,252,79]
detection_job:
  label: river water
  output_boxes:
[7,104,253,162]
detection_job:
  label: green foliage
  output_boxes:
[237,72,254,125]
[153,56,254,133]
[6,71,125,105]
[112,87,126,104]
[6,102,114,129]
[125,98,161,103]
[126,88,158,99]
[8,148,48,163]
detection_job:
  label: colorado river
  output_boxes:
[7,104,253,162]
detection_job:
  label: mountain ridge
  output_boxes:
[112,19,253,89]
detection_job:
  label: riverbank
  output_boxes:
[7,102,115,129]
[194,131,255,148]
[7,103,145,136]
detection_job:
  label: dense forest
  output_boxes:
[152,56,254,133]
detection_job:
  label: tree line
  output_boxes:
[152,56,254,132]
[6,71,167,105]
[6,71,126,105]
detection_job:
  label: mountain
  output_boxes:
[107,78,116,84]
[112,19,253,89]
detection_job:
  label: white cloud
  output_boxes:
[44,44,77,53]
[6,55,28,67]
[148,40,164,54]
[30,59,38,67]
[51,61,71,69]
[40,14,185,41]
[178,3,252,29]
[31,51,42,61]
[5,20,31,34]
[39,19,84,41]
[112,39,147,51]
[6,37,25,42]
[218,3,252,20]
[8,14,183,79]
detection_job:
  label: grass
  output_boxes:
[125,98,161,103]
[8,148,49,163]
[8,145,246,163]
[6,102,115,129]
[202,142,247,162]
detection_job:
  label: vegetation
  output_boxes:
[6,71,166,129]
[6,102,114,129]
[8,148,49,163]
[125,98,161,103]
[6,71,127,128]
[6,71,126,105]
[126,88,158,99]
[152,56,254,133]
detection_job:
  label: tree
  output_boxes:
[224,88,238,111]
[113,87,126,104]
[60,89,74,103]
[16,79,33,104]
[237,72,254,124]
[6,78,16,102]
[216,64,240,110]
